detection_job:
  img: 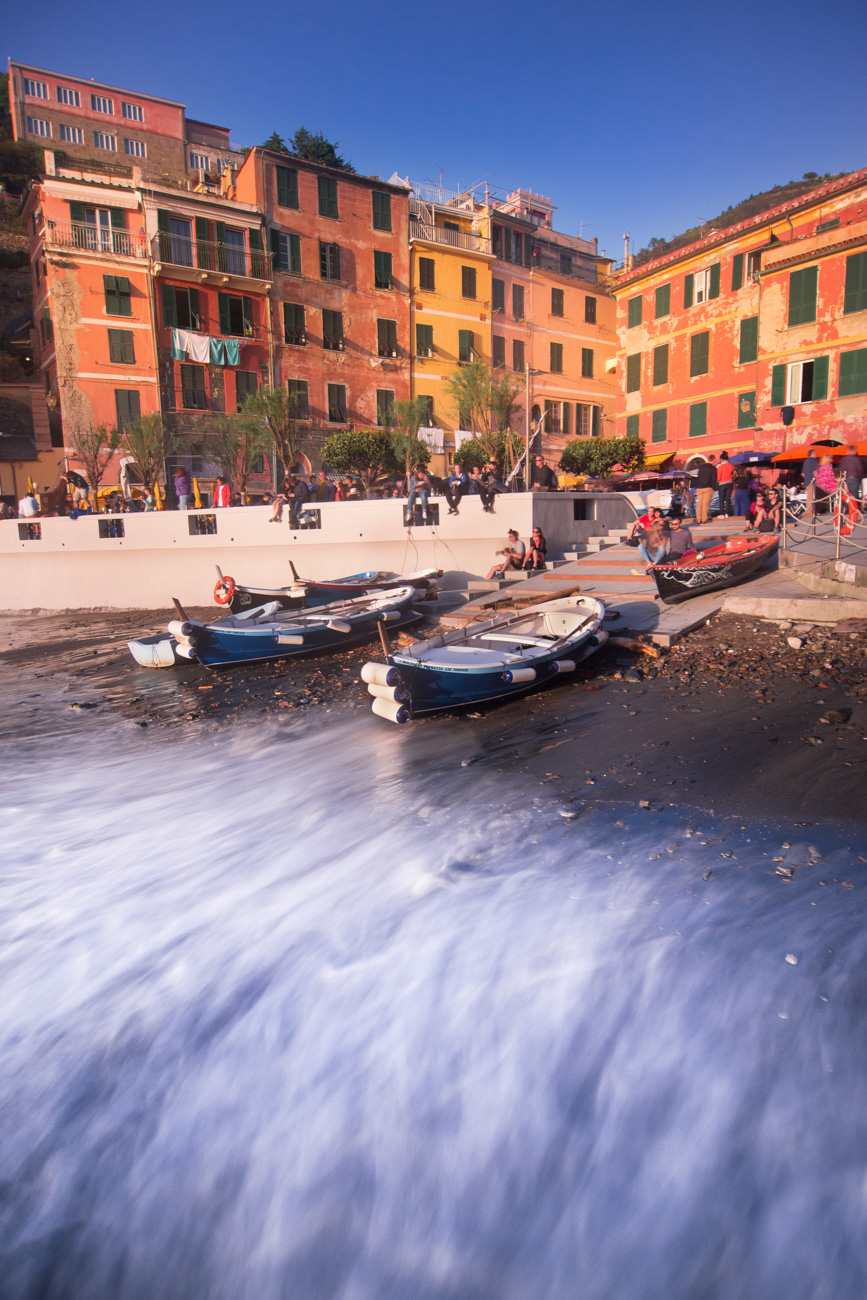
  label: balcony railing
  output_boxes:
[151,233,272,281]
[45,222,148,258]
[409,219,491,254]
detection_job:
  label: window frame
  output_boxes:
[655,284,670,318]
[626,352,641,393]
[584,295,597,324]
[690,330,710,377]
[180,362,208,411]
[103,274,132,317]
[581,347,594,378]
[108,328,135,365]
[322,309,345,351]
[282,302,306,346]
[651,408,667,443]
[276,166,299,209]
[90,94,113,114]
[492,334,506,369]
[418,257,435,291]
[377,318,398,357]
[627,295,642,328]
[376,388,397,426]
[652,343,669,386]
[56,85,80,106]
[461,266,477,299]
[372,191,392,231]
[788,265,818,327]
[839,347,867,397]
[550,341,563,374]
[551,287,564,318]
[738,316,758,365]
[319,240,341,281]
[318,175,339,220]
[512,284,525,319]
[512,339,525,372]
[287,378,309,419]
[121,101,143,121]
[327,383,348,423]
[59,123,84,144]
[374,250,393,290]
[416,323,434,358]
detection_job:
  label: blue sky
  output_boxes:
[13,0,867,262]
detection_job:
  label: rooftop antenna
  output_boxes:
[578,222,592,239]
[622,231,630,264]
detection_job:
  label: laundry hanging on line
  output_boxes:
[171,330,244,367]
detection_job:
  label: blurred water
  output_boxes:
[1,716,866,1299]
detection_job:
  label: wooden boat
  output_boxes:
[127,632,182,668]
[171,586,421,668]
[360,595,607,722]
[214,561,442,613]
[648,534,779,604]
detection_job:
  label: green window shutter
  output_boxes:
[115,277,131,317]
[688,401,707,438]
[374,250,393,288]
[156,209,170,232]
[654,284,670,318]
[108,328,135,364]
[627,295,642,328]
[738,316,758,364]
[684,273,694,308]
[218,292,231,335]
[248,228,261,251]
[788,265,818,326]
[109,208,124,230]
[288,233,301,274]
[843,252,867,315]
[709,262,720,299]
[731,253,744,292]
[690,331,709,376]
[737,391,756,429]
[626,413,639,439]
[550,342,563,373]
[103,274,118,314]
[276,166,298,208]
[839,348,867,397]
[269,228,283,268]
[458,330,473,362]
[108,328,122,363]
[811,354,829,401]
[581,348,593,378]
[318,176,338,219]
[562,402,570,436]
[652,343,668,386]
[651,408,667,443]
[492,278,505,311]
[771,364,786,406]
[195,216,209,242]
[162,283,177,328]
[626,352,641,392]
[114,388,141,431]
[69,201,85,224]
[372,191,392,231]
[215,221,226,246]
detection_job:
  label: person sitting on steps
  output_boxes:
[523,527,548,570]
[486,529,526,580]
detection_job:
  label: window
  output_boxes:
[419,258,435,291]
[218,292,254,337]
[104,274,132,317]
[626,352,641,393]
[684,263,720,307]
[287,379,309,418]
[492,278,505,312]
[318,176,339,219]
[122,101,143,121]
[788,266,818,326]
[377,389,396,426]
[512,339,524,372]
[627,295,642,328]
[59,124,84,144]
[40,306,53,344]
[495,225,523,264]
[319,240,341,280]
[585,296,597,324]
[739,316,758,364]
[581,348,594,378]
[181,364,207,410]
[56,86,80,106]
[235,371,258,404]
[652,343,668,386]
[377,318,398,357]
[162,284,201,331]
[416,323,434,357]
[189,152,211,171]
[844,252,867,315]
[372,191,391,231]
[737,391,756,428]
[688,401,707,438]
[624,414,638,440]
[114,389,141,431]
[461,266,477,299]
[544,401,562,435]
[108,328,135,364]
[651,409,667,443]
[23,78,47,98]
[26,117,51,137]
[551,288,564,317]
[492,335,506,368]
[731,253,744,292]
[91,94,113,114]
[839,348,867,397]
[512,284,524,318]
[690,331,710,376]
[271,231,301,274]
[283,303,306,345]
[459,330,475,363]
[746,250,762,280]
[374,250,393,289]
[322,309,344,350]
[275,166,299,208]
[124,139,146,157]
[93,132,116,151]
[327,384,347,422]
[772,356,829,405]
[550,342,563,373]
[655,284,670,318]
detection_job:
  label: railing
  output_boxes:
[410,183,479,210]
[408,220,491,254]
[45,222,148,258]
[151,233,272,281]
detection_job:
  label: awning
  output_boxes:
[772,441,866,462]
[643,452,674,469]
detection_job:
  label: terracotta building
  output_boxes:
[611,167,867,465]
[234,149,411,447]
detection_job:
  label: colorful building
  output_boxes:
[611,167,867,466]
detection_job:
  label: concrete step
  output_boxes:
[420,591,468,613]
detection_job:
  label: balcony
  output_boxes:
[151,232,272,287]
[409,217,491,255]
[45,222,148,258]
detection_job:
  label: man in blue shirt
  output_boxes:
[446,464,467,514]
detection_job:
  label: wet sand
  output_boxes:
[1,605,865,826]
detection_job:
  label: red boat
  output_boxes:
[648,534,779,604]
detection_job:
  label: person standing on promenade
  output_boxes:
[813,455,839,514]
[173,466,192,510]
[716,452,733,516]
[213,477,232,508]
[839,446,864,501]
[732,461,751,518]
[695,456,717,524]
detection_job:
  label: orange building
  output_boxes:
[612,167,867,466]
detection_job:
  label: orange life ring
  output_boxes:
[214,575,235,605]
[834,492,860,537]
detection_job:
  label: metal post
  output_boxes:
[525,359,530,493]
[835,487,841,560]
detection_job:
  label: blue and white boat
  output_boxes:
[215,562,441,613]
[171,586,421,668]
[361,595,608,722]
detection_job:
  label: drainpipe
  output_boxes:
[259,148,278,491]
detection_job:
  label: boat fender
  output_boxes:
[275,632,305,645]
[378,610,402,622]
[371,696,410,725]
[167,620,196,641]
[214,576,235,605]
[366,680,410,704]
[360,662,404,688]
[326,618,352,633]
[502,666,537,684]
[175,643,197,660]
[549,659,576,674]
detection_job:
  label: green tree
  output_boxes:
[207,414,270,499]
[444,360,499,458]
[490,370,525,435]
[390,397,432,484]
[239,386,303,480]
[66,422,120,508]
[260,132,290,154]
[452,432,522,477]
[559,434,645,478]
[321,429,395,495]
[289,127,355,173]
[0,138,42,196]
[119,413,179,496]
